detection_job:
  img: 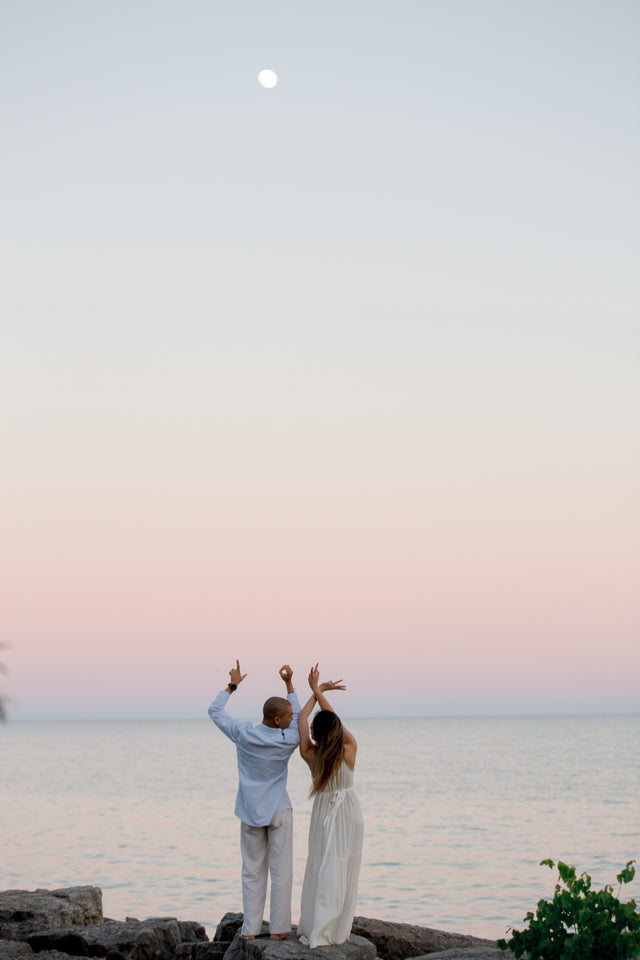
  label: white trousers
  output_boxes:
[240,808,293,937]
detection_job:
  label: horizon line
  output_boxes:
[5,710,639,724]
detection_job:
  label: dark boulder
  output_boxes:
[412,950,512,959]
[223,927,376,960]
[27,918,198,960]
[351,918,497,959]
[0,943,39,959]
[176,913,245,960]
[0,943,92,960]
[0,889,103,940]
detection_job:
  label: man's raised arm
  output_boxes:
[279,663,294,695]
[279,663,301,743]
[208,659,247,740]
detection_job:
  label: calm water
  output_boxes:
[2,715,639,941]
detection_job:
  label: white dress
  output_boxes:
[298,761,364,947]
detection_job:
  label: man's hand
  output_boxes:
[228,660,247,691]
[320,679,345,692]
[279,664,294,693]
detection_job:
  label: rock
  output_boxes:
[0,888,513,960]
[0,944,92,960]
[176,914,245,960]
[27,953,93,960]
[177,922,208,945]
[411,950,511,960]
[0,943,37,959]
[175,943,227,960]
[27,917,198,960]
[141,920,207,946]
[224,928,376,960]
[214,914,244,948]
[350,918,497,960]
[0,888,103,940]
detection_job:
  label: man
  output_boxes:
[208,660,301,940]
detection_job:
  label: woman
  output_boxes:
[297,664,364,947]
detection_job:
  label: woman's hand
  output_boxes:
[308,663,321,692]
[308,663,345,694]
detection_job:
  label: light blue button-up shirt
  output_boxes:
[208,689,301,827]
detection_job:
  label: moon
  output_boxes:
[257,69,278,89]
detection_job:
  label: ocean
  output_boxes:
[2,714,638,941]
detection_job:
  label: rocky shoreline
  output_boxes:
[0,887,511,960]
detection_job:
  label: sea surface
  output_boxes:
[2,715,639,941]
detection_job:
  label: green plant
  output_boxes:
[498,859,640,959]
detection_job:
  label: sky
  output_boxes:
[1,0,638,720]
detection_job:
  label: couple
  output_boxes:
[208,661,364,948]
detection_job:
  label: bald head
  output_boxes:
[262,696,293,729]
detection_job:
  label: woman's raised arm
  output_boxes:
[308,664,356,752]
[298,692,317,765]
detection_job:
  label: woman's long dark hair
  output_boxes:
[309,710,344,796]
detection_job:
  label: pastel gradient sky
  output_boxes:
[2,1,638,720]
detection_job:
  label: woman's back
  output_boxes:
[320,758,355,793]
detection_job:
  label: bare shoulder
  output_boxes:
[343,726,357,748]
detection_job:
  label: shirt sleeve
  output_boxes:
[286,691,302,745]
[208,689,241,742]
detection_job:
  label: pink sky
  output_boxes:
[4,408,638,718]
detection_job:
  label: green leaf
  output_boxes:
[617,860,636,886]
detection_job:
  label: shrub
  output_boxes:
[498,859,640,959]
